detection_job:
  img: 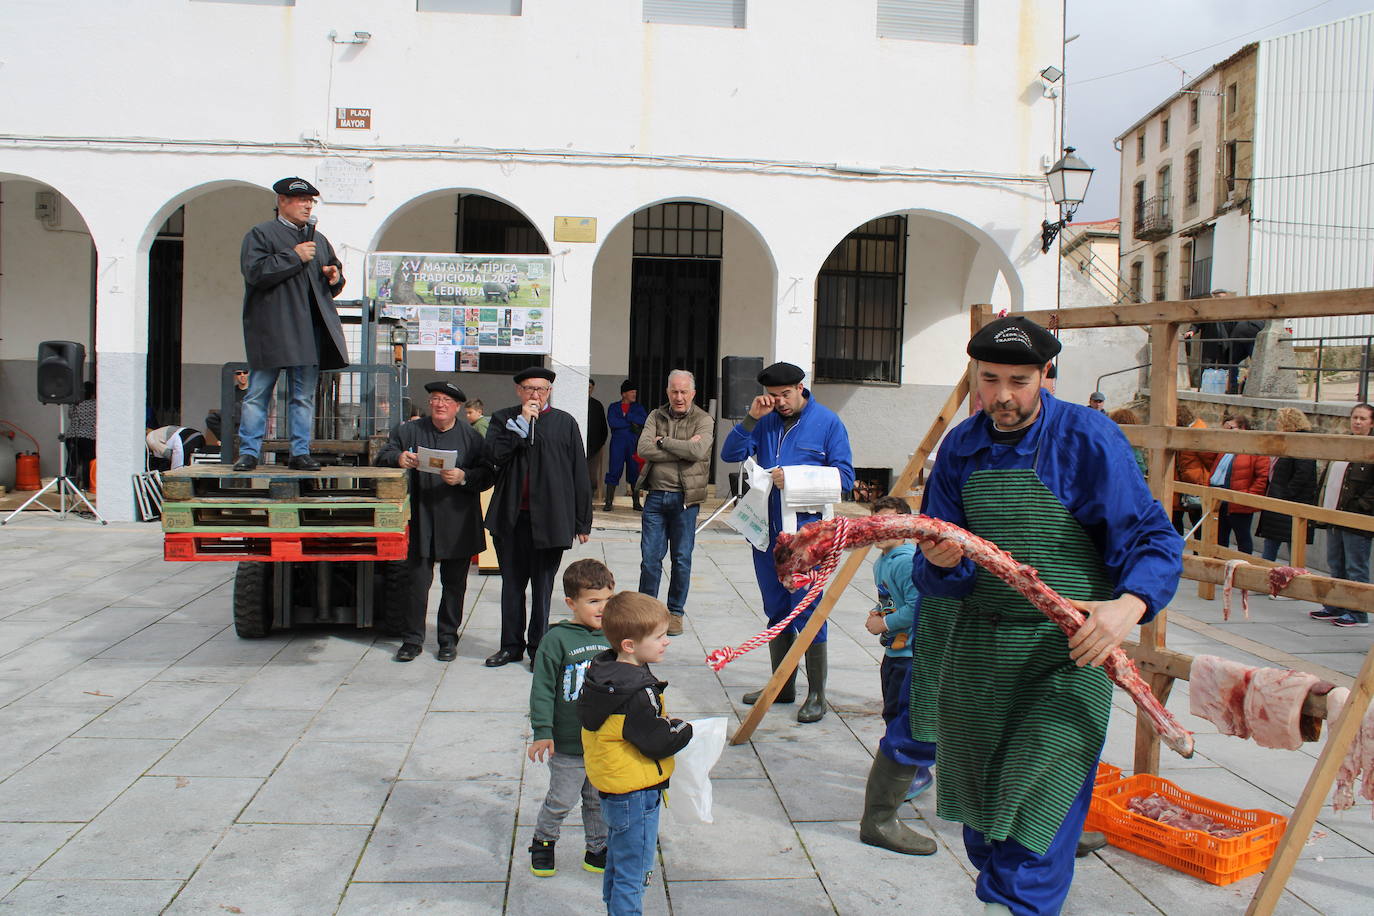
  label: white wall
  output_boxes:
[0,181,94,359]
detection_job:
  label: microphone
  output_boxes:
[529,404,537,444]
[304,215,317,242]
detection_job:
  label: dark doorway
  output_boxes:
[627,202,723,407]
[146,208,185,426]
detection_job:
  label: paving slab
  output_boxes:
[166,823,369,915]
[658,779,813,880]
[304,683,433,743]
[34,775,260,879]
[150,706,315,778]
[224,659,353,710]
[75,679,237,740]
[0,878,183,914]
[354,779,517,883]
[0,737,174,822]
[402,711,527,781]
[337,881,507,914]
[0,822,81,897]
[664,877,834,914]
[240,740,409,825]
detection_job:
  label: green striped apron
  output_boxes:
[908,595,960,743]
[934,467,1114,855]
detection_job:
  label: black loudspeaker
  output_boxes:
[37,340,85,404]
[720,356,764,419]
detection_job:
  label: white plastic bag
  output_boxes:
[666,716,727,825]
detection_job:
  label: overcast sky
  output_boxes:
[1065,0,1374,222]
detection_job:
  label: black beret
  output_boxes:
[619,379,637,394]
[757,361,805,387]
[424,380,466,402]
[513,366,556,384]
[272,176,320,197]
[966,316,1061,366]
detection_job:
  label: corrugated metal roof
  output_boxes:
[1251,12,1374,338]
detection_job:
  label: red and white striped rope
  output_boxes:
[705,518,851,672]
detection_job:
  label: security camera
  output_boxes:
[353,31,372,42]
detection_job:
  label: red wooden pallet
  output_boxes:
[164,529,408,562]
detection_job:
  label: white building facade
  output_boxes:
[0,0,1065,520]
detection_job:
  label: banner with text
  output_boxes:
[366,252,553,354]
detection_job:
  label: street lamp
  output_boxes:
[1041,146,1094,253]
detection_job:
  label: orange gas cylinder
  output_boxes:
[15,452,40,491]
[88,458,97,493]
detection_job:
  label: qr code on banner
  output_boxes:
[374,259,393,276]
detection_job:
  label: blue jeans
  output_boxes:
[238,365,320,458]
[638,491,699,615]
[1323,528,1372,623]
[1217,506,1254,554]
[1261,538,1285,562]
[601,788,660,916]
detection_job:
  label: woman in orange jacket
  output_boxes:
[1173,405,1218,535]
[1211,414,1271,554]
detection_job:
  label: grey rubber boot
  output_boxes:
[858,753,937,855]
[602,487,615,512]
[1075,831,1108,857]
[742,631,796,705]
[797,642,828,723]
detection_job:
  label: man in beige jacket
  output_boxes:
[636,370,714,636]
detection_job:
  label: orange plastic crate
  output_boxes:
[1095,761,1124,786]
[1088,774,1287,886]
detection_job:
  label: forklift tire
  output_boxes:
[233,562,273,639]
[373,560,409,636]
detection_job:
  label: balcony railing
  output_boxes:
[1134,195,1173,241]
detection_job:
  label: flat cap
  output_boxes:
[424,380,467,403]
[619,379,637,394]
[1089,391,1106,402]
[272,176,320,197]
[967,316,1061,366]
[757,361,805,387]
[513,366,556,384]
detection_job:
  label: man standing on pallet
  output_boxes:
[484,367,593,668]
[234,177,349,473]
[379,381,494,663]
[721,361,853,723]
[912,316,1181,915]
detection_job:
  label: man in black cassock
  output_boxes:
[234,177,349,472]
[378,380,494,663]
[483,367,592,668]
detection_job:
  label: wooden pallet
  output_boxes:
[161,465,407,502]
[160,498,409,533]
[164,529,408,562]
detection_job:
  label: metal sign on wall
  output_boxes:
[366,252,554,354]
[335,108,372,129]
[315,159,374,204]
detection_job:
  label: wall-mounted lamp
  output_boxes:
[1040,146,1094,253]
[1040,65,1064,83]
[328,30,372,44]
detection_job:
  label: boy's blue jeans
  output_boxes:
[600,787,661,915]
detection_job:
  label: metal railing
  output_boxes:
[1285,333,1374,403]
[1133,195,1173,241]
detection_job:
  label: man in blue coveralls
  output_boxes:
[912,316,1181,915]
[603,380,647,512]
[721,361,854,723]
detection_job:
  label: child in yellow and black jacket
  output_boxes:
[579,592,692,915]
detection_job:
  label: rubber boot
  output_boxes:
[797,642,828,723]
[858,753,937,856]
[631,488,642,512]
[1075,830,1108,857]
[742,631,796,705]
[602,486,615,512]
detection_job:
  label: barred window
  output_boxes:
[814,216,906,384]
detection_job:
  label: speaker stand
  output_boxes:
[2,407,107,526]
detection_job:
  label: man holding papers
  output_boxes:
[379,380,494,663]
[721,361,854,723]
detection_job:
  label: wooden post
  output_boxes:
[1197,497,1219,601]
[1246,644,1374,915]
[1291,517,1308,568]
[1135,321,1180,778]
[728,371,972,745]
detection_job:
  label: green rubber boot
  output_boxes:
[797,642,828,723]
[858,752,937,856]
[743,631,796,705]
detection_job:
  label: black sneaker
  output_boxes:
[1309,608,1343,620]
[530,839,556,877]
[583,848,606,874]
[1333,613,1370,628]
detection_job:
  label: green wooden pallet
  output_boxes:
[160,498,409,533]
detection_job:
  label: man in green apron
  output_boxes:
[912,316,1182,915]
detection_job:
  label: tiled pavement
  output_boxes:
[0,515,1371,914]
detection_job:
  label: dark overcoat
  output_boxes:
[484,406,592,549]
[240,219,350,371]
[377,417,494,559]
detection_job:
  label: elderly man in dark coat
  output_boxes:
[379,380,494,663]
[483,367,592,668]
[233,177,349,473]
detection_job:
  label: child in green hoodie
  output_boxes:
[527,559,614,878]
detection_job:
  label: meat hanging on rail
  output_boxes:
[767,513,1195,759]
